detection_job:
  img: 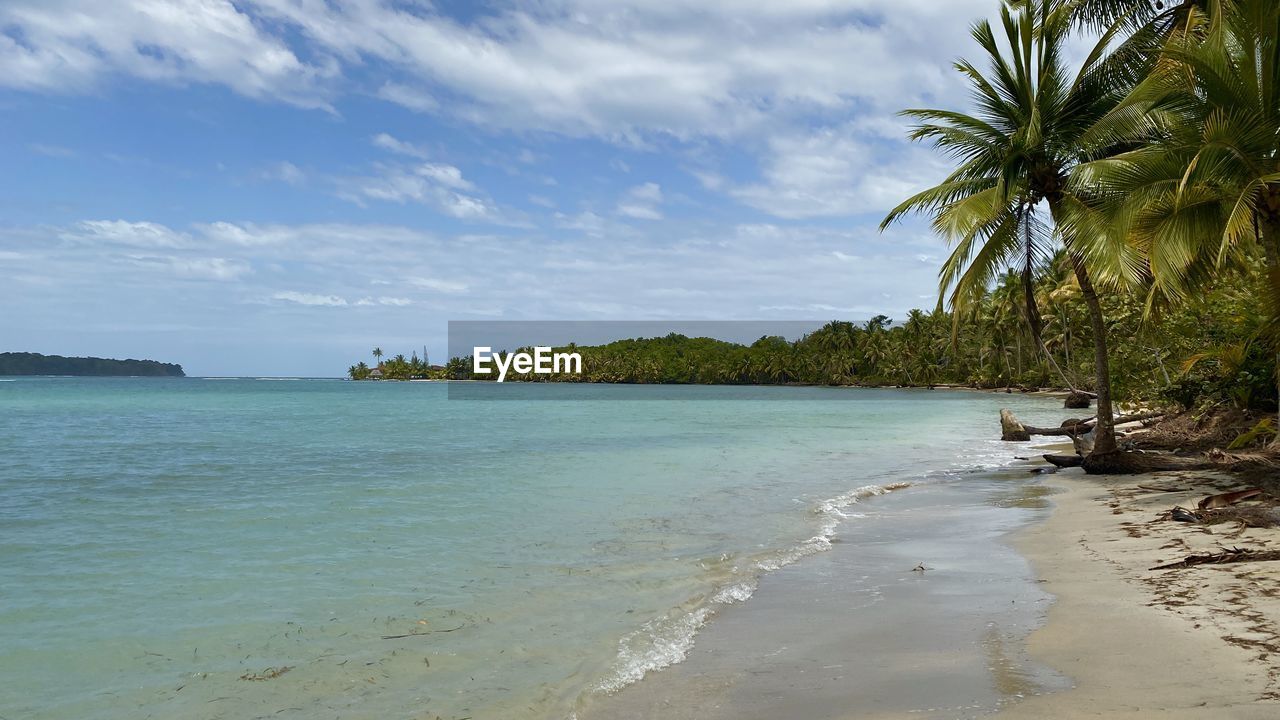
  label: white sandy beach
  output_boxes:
[1006,470,1280,719]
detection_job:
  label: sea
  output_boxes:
[0,378,1070,719]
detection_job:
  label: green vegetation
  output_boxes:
[433,264,1267,407]
[348,348,438,380]
[0,352,184,377]
[881,0,1280,470]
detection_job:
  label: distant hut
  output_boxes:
[368,366,384,379]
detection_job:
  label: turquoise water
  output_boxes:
[0,379,1064,719]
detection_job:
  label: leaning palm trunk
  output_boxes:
[1049,196,1119,456]
[1069,257,1119,456]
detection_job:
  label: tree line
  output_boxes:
[0,352,185,377]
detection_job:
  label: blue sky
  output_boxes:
[0,0,1002,376]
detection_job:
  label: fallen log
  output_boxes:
[999,410,1166,439]
[1081,447,1280,475]
[1000,408,1031,441]
[1043,453,1083,468]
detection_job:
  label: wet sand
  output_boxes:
[579,469,1068,719]
[582,459,1280,720]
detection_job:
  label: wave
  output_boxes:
[592,480,910,698]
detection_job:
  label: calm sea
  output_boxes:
[0,378,1065,719]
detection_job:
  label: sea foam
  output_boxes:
[594,481,910,696]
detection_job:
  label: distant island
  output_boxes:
[0,352,185,377]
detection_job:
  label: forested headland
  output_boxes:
[0,352,185,377]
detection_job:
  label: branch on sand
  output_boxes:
[1150,547,1280,571]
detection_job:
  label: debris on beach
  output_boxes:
[1199,488,1263,510]
[239,666,292,681]
[1163,488,1279,530]
[1150,547,1280,571]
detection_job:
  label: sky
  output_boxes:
[0,0,1006,376]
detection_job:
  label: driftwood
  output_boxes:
[1000,408,1031,441]
[1043,453,1083,468]
[1150,547,1280,571]
[1001,409,1165,440]
[1080,447,1280,475]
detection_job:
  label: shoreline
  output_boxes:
[1002,469,1280,718]
[580,429,1280,720]
[578,460,1070,719]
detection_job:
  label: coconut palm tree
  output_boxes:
[1090,0,1280,431]
[881,0,1140,463]
[372,347,383,367]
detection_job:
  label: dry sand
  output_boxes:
[1003,469,1280,719]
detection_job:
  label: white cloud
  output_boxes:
[339,160,494,219]
[28,142,75,157]
[272,291,347,306]
[730,125,940,218]
[65,220,190,248]
[197,221,284,247]
[3,1,991,140]
[129,255,250,281]
[616,182,664,220]
[0,0,336,108]
[355,296,411,306]
[371,133,431,159]
[374,82,438,112]
[555,211,608,236]
[408,276,469,294]
[261,160,305,185]
[4,1,1004,223]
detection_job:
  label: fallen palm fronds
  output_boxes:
[1167,505,1280,530]
[1151,547,1280,571]
[1199,488,1264,509]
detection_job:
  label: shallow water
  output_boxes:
[0,379,1067,719]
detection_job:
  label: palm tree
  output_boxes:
[372,347,383,367]
[881,0,1139,462]
[1092,0,1280,423]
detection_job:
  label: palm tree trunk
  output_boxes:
[1069,256,1118,457]
[1260,215,1280,446]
